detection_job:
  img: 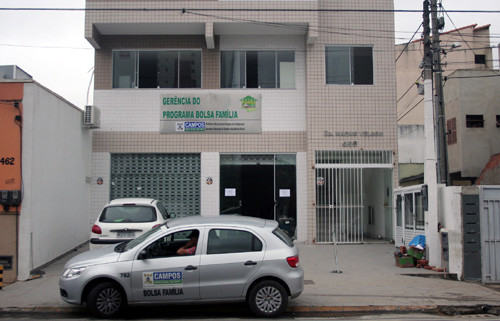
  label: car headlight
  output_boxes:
[62,267,86,279]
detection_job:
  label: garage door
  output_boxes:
[110,153,200,217]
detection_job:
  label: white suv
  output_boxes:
[90,198,171,249]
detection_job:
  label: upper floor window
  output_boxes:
[220,50,295,89]
[325,46,373,85]
[466,114,484,128]
[113,50,201,89]
[475,54,486,65]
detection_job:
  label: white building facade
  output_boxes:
[85,0,397,243]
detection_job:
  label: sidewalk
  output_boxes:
[0,242,499,316]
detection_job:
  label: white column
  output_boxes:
[200,152,219,217]
[423,78,441,266]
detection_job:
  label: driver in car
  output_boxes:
[176,230,199,255]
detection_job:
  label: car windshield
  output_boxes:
[100,205,156,223]
[120,225,163,252]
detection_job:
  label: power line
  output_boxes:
[398,97,424,121]
[396,23,423,62]
[0,43,92,50]
[445,73,500,80]
[397,75,423,103]
[0,7,500,13]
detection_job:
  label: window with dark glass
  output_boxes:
[220,50,295,89]
[475,54,486,64]
[496,115,500,128]
[112,50,201,89]
[207,229,263,254]
[326,46,373,85]
[466,114,484,128]
[415,192,425,230]
[404,193,413,229]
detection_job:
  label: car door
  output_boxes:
[199,228,265,300]
[130,229,202,302]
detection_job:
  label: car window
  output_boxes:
[141,229,199,259]
[156,201,169,220]
[100,205,156,223]
[207,229,262,255]
[272,227,294,247]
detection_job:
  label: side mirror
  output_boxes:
[138,250,148,260]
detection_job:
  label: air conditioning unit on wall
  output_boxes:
[83,105,101,128]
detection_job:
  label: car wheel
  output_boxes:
[87,281,126,318]
[248,280,288,317]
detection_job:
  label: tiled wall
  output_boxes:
[90,152,111,227]
[304,1,398,239]
[92,131,306,153]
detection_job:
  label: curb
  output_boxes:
[1,305,499,317]
[288,305,439,316]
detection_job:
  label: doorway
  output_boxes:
[220,154,297,237]
[315,150,394,244]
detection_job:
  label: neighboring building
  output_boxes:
[84,0,397,244]
[395,24,498,186]
[444,69,500,185]
[0,65,92,283]
[396,24,493,125]
[394,24,500,280]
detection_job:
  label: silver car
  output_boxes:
[60,216,304,318]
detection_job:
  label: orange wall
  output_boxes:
[0,83,23,213]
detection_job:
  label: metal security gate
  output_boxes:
[480,186,500,283]
[315,150,393,244]
[110,153,200,216]
[316,168,364,243]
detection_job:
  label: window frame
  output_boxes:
[112,49,202,89]
[466,114,484,128]
[220,50,295,89]
[325,45,374,85]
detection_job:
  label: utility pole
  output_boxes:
[422,0,440,267]
[430,0,449,185]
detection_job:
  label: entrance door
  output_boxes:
[220,154,296,237]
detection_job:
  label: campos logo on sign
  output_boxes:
[184,122,206,131]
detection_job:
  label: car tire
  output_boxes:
[87,281,126,318]
[247,280,288,317]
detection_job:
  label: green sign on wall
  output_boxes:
[160,93,262,134]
